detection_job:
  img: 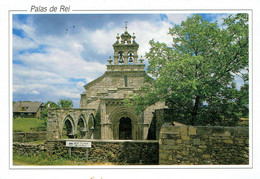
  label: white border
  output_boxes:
[9,9,253,170]
[1,0,259,178]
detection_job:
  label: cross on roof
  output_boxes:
[125,21,128,32]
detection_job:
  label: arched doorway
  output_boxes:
[119,117,132,140]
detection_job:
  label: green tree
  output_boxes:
[58,98,74,109]
[39,101,60,131]
[127,14,248,126]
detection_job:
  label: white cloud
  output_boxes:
[166,14,192,25]
[56,90,81,99]
[13,16,35,37]
[31,90,40,95]
[13,35,37,53]
[130,20,173,56]
[12,15,177,106]
[209,14,231,28]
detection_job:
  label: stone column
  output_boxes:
[47,109,60,140]
[114,52,118,65]
[100,99,107,140]
[142,123,149,140]
[113,122,120,140]
[133,51,138,65]
[124,50,128,65]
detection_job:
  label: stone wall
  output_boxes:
[46,139,159,165]
[159,123,249,165]
[13,132,46,143]
[13,142,46,156]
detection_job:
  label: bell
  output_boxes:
[118,57,124,63]
[128,57,133,62]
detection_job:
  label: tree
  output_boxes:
[39,101,60,131]
[39,99,74,131]
[127,14,248,126]
[58,98,74,109]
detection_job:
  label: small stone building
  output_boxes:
[13,101,44,118]
[47,26,166,140]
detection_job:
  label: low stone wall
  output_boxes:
[13,132,46,143]
[46,139,159,165]
[159,123,249,165]
[13,142,46,156]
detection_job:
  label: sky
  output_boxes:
[12,13,235,108]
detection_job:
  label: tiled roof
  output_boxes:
[13,102,43,113]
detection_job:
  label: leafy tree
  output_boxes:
[39,101,60,131]
[127,14,248,126]
[38,99,74,131]
[58,98,74,109]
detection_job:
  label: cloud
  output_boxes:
[12,13,235,108]
[12,35,37,53]
[166,13,193,25]
[12,14,175,107]
[31,90,40,95]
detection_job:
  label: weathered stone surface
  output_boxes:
[179,126,188,136]
[212,127,231,136]
[45,139,159,165]
[159,125,249,165]
[181,135,190,140]
[189,126,197,135]
[13,142,46,156]
[193,139,200,145]
[196,127,212,135]
[224,140,233,144]
[13,132,46,143]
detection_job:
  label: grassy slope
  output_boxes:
[13,118,45,132]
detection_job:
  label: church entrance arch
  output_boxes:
[119,117,132,140]
[108,106,141,140]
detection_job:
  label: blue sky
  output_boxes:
[12,13,235,108]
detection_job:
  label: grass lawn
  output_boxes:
[13,118,45,132]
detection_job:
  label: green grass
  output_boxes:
[13,118,45,132]
[13,152,117,166]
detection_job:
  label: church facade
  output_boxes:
[47,26,166,141]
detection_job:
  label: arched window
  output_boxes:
[62,116,75,139]
[77,117,86,139]
[128,51,134,63]
[88,114,95,139]
[118,51,124,63]
[88,114,95,130]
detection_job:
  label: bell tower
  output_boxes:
[107,22,144,71]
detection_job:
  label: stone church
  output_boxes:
[47,25,166,141]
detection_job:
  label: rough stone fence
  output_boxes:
[13,142,46,156]
[45,139,159,165]
[13,132,46,143]
[159,123,249,165]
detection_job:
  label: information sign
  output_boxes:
[66,141,92,148]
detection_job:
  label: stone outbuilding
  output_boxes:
[13,101,44,118]
[47,26,166,140]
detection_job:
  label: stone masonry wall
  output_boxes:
[13,132,46,143]
[13,142,46,156]
[159,123,249,165]
[46,139,159,165]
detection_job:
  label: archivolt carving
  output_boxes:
[108,106,139,123]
